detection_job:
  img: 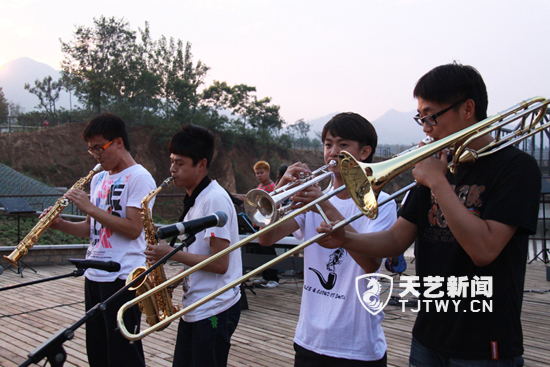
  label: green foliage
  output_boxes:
[0,87,8,123]
[8,16,314,156]
[0,215,85,246]
[24,76,63,119]
[60,16,138,114]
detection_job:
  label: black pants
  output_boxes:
[84,278,145,367]
[294,343,387,367]
[173,300,241,367]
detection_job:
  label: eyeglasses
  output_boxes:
[413,100,465,126]
[88,139,115,156]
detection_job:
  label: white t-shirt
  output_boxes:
[293,191,396,361]
[180,180,242,323]
[85,164,156,282]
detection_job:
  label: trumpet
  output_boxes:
[117,96,549,341]
[244,160,337,227]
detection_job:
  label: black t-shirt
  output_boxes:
[399,146,541,359]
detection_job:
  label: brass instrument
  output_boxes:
[245,160,337,227]
[340,96,550,220]
[3,163,103,267]
[117,96,550,341]
[126,177,179,329]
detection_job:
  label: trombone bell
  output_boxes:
[339,151,379,220]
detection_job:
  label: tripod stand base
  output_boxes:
[5,260,38,278]
[529,248,550,265]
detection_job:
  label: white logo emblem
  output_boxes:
[355,273,393,315]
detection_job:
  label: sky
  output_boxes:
[1,0,550,125]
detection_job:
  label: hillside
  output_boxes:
[0,123,412,220]
[0,123,326,194]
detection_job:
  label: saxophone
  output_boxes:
[3,163,103,267]
[126,177,179,329]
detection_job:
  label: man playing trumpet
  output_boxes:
[258,113,396,366]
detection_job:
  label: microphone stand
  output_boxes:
[18,234,196,367]
[0,268,85,292]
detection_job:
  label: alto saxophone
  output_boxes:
[3,163,103,267]
[127,177,179,329]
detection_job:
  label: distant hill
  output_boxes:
[300,109,424,146]
[0,57,74,113]
[1,57,424,145]
[372,109,425,145]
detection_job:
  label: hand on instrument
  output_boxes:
[168,267,188,289]
[63,188,95,215]
[316,220,347,249]
[145,241,172,264]
[275,162,311,189]
[40,206,63,229]
[289,183,322,210]
[412,148,449,189]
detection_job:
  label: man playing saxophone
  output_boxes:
[145,124,241,367]
[42,113,156,367]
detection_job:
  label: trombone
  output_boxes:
[117,96,550,341]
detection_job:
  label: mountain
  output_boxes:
[300,109,424,145]
[0,57,74,113]
[372,108,425,145]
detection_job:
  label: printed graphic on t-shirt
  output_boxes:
[425,184,485,242]
[309,248,346,290]
[89,175,130,252]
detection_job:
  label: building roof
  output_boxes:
[0,163,76,213]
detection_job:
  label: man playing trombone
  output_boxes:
[258,113,396,366]
[318,62,541,366]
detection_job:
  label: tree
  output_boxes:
[201,81,284,134]
[24,76,63,118]
[0,87,8,123]
[60,16,137,114]
[286,119,312,148]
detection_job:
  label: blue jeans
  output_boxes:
[409,337,524,367]
[172,300,241,367]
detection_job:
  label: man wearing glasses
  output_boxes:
[317,62,541,366]
[46,113,155,367]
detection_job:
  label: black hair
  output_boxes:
[413,62,488,121]
[321,112,377,163]
[82,113,131,151]
[277,164,289,178]
[168,124,215,169]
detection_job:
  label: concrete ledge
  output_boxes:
[0,244,88,267]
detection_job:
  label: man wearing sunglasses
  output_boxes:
[317,62,541,366]
[45,113,156,367]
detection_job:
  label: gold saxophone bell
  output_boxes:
[116,96,550,342]
[126,177,179,330]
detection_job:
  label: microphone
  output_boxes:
[156,211,228,240]
[69,259,121,272]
